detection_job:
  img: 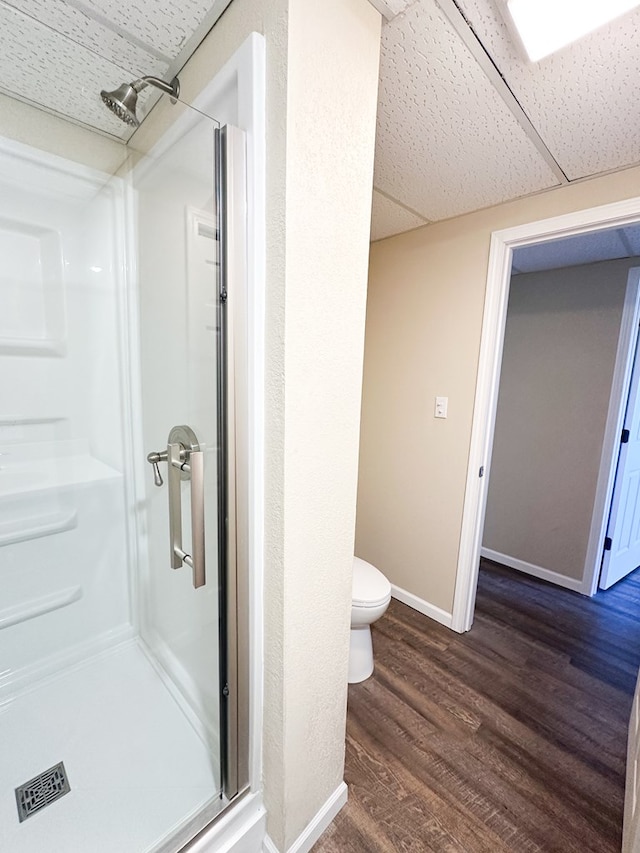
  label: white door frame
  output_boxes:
[451,196,640,634]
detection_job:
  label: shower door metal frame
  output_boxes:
[216,123,250,802]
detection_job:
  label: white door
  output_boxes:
[601,327,640,589]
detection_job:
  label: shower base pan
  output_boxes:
[0,641,220,853]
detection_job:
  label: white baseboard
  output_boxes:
[262,782,348,853]
[390,584,453,628]
[481,547,587,594]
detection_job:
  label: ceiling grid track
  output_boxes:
[0,83,127,142]
[434,0,570,185]
[373,186,431,222]
[61,0,171,62]
[1,0,144,76]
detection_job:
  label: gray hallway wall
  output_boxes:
[483,257,640,586]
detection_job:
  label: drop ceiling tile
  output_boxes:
[374,0,560,222]
[621,226,640,256]
[512,229,630,274]
[0,3,145,140]
[378,0,416,18]
[77,0,217,60]
[371,189,429,240]
[4,0,169,78]
[458,0,640,179]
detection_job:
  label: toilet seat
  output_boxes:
[352,556,391,608]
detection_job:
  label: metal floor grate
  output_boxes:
[15,762,70,823]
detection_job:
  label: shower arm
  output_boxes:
[134,76,180,104]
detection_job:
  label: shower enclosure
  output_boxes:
[0,86,249,852]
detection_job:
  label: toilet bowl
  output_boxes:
[349,556,391,684]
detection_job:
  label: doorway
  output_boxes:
[452,197,640,633]
[480,255,640,595]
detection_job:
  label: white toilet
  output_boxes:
[349,556,392,684]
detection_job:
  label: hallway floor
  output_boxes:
[314,560,640,852]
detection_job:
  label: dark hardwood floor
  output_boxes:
[313,559,640,852]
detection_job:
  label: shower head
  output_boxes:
[100,82,140,127]
[100,76,180,128]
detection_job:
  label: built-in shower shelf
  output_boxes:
[0,586,82,631]
[0,454,121,499]
[0,336,66,357]
[0,510,77,548]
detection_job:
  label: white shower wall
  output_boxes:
[0,139,133,696]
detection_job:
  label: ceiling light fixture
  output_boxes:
[502,0,640,61]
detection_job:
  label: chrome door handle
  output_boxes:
[148,425,206,589]
[187,448,205,589]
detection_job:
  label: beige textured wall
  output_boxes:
[0,92,126,174]
[357,163,640,614]
[281,2,380,846]
[484,260,636,582]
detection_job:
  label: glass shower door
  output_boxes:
[127,103,229,849]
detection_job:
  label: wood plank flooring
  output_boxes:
[313,559,640,852]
